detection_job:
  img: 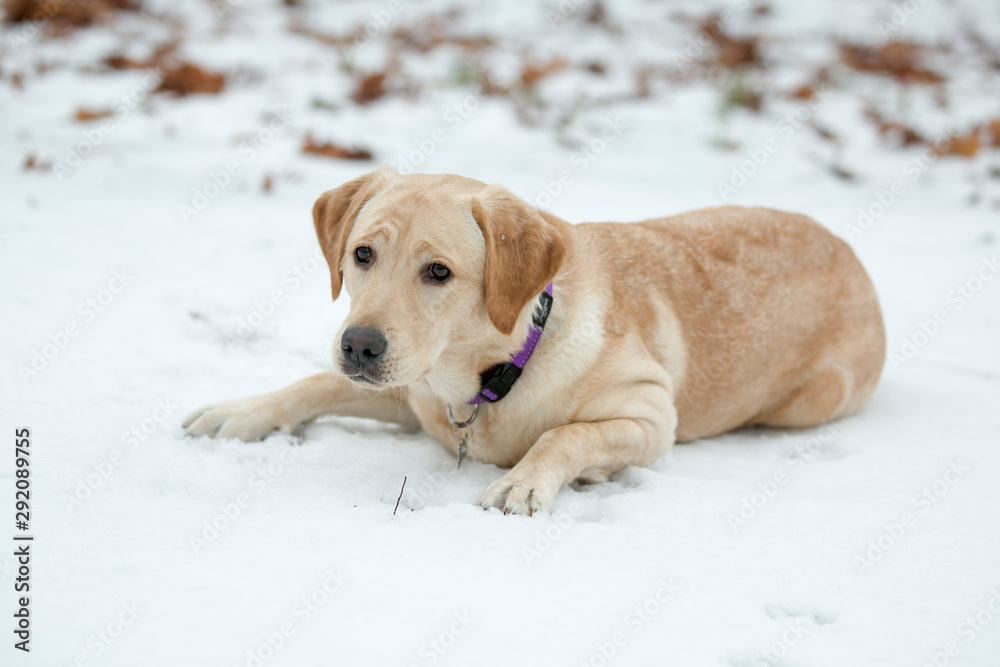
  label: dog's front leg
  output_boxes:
[183,372,419,441]
[478,415,673,516]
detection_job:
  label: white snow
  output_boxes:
[1,0,999,665]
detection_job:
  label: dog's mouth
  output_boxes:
[348,373,381,385]
[344,368,416,388]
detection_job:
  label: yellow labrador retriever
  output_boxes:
[184,167,885,515]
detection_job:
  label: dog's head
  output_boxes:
[313,167,567,395]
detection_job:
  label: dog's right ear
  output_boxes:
[312,167,396,300]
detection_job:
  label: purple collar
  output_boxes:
[468,282,554,405]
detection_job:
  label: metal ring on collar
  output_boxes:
[445,403,479,429]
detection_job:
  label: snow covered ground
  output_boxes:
[2,0,999,665]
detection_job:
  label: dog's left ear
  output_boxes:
[471,184,569,335]
[313,167,397,300]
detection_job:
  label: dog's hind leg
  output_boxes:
[756,363,855,429]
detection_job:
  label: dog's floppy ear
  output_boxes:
[313,167,395,300]
[471,184,568,335]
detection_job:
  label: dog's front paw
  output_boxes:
[478,473,557,516]
[182,397,297,442]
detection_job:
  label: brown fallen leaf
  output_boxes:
[103,42,179,72]
[3,0,138,27]
[987,119,1000,148]
[103,53,148,70]
[520,59,567,87]
[23,154,51,171]
[302,135,373,160]
[352,72,386,105]
[789,69,829,101]
[261,174,273,193]
[74,107,113,122]
[790,84,816,101]
[939,129,981,158]
[156,63,225,96]
[839,41,943,84]
[717,39,758,69]
[701,16,760,68]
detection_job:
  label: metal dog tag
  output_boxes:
[446,404,478,469]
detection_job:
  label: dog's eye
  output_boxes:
[354,247,373,264]
[427,263,451,282]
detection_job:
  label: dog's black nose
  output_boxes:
[340,327,387,368]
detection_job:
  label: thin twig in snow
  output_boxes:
[392,476,407,516]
